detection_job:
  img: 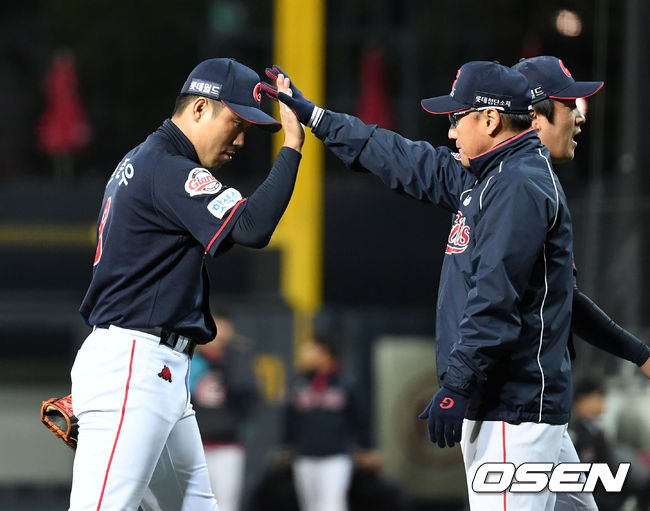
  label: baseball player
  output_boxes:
[189,310,259,511]
[69,58,304,510]
[284,333,371,511]
[513,56,650,379]
[260,60,648,510]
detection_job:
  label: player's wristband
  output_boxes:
[308,106,325,130]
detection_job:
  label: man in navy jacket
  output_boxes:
[261,61,586,510]
[513,56,650,380]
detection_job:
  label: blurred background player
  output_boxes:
[189,310,259,511]
[284,331,378,511]
[570,377,650,511]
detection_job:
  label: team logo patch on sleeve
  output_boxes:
[184,168,223,196]
[207,188,243,219]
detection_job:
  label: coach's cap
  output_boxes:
[421,61,532,115]
[181,58,281,132]
[512,56,603,105]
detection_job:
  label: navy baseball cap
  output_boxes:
[512,56,603,105]
[421,61,532,115]
[181,58,281,132]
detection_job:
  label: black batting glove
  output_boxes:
[260,65,324,129]
[263,65,303,99]
[418,386,469,448]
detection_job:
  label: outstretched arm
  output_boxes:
[572,285,650,378]
[261,64,472,212]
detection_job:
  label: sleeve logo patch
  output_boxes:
[185,168,223,196]
[207,188,243,219]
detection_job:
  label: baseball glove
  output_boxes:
[40,394,78,450]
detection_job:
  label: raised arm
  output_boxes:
[229,75,304,248]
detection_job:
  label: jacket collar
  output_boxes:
[468,128,540,180]
[157,119,200,163]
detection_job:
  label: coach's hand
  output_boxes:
[419,386,469,448]
[259,65,324,129]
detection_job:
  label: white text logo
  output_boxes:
[207,188,243,219]
[188,80,222,97]
[475,95,511,108]
[531,86,545,100]
[472,462,630,493]
[108,158,135,187]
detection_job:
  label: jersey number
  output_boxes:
[93,197,112,266]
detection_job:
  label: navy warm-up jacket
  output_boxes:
[313,111,574,425]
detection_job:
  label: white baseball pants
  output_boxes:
[461,419,598,511]
[204,445,246,511]
[69,325,218,511]
[293,454,353,511]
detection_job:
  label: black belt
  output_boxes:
[95,325,196,357]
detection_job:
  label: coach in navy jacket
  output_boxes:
[332,115,570,427]
[314,111,573,426]
[262,61,635,510]
[264,62,573,428]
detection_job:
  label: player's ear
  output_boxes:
[484,108,502,136]
[530,109,542,132]
[192,97,209,122]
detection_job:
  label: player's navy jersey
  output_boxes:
[80,120,247,342]
[285,369,370,456]
[313,111,574,424]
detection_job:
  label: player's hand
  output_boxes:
[640,357,650,379]
[260,65,324,129]
[418,386,469,448]
[276,74,304,152]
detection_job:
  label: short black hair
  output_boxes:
[499,112,532,132]
[312,332,343,360]
[573,376,605,401]
[171,93,223,117]
[532,98,555,123]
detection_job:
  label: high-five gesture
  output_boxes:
[259,65,324,129]
[275,73,304,152]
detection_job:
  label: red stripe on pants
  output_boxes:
[502,421,507,511]
[96,339,137,510]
